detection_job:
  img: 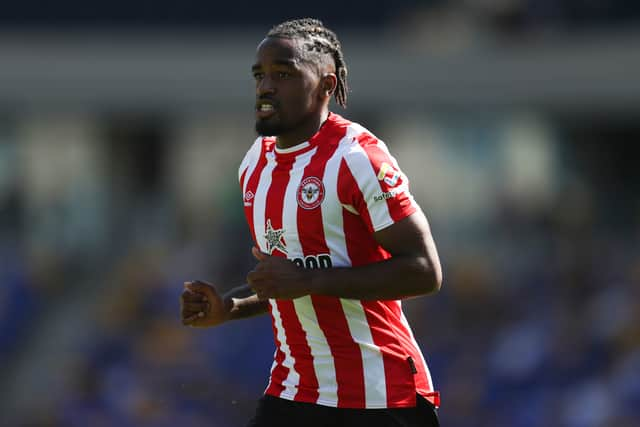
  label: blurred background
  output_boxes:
[0,1,639,426]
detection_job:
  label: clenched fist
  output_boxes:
[180,280,231,327]
[247,247,311,300]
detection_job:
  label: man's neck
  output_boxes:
[276,110,329,150]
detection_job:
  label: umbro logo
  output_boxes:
[244,190,254,207]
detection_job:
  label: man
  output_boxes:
[181,18,442,427]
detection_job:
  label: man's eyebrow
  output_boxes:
[252,59,298,71]
[273,59,297,67]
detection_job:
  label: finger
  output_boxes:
[254,290,269,301]
[181,309,199,320]
[181,302,210,312]
[184,281,212,299]
[246,270,263,284]
[182,310,205,325]
[181,289,208,302]
[247,280,262,297]
[252,246,270,262]
[248,269,274,285]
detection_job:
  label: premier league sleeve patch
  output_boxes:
[297,176,325,210]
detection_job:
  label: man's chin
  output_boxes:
[255,118,284,137]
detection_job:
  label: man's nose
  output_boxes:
[257,76,276,96]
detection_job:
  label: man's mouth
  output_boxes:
[256,101,277,119]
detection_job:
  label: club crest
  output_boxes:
[297,176,325,210]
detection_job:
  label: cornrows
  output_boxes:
[267,18,349,108]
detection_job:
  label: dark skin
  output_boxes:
[252,36,337,149]
[180,36,442,327]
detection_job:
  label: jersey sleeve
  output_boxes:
[338,132,418,233]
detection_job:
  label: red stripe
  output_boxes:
[356,133,417,223]
[338,158,374,233]
[261,150,297,399]
[339,134,424,406]
[239,167,247,191]
[265,309,288,397]
[285,139,343,404]
[361,300,417,407]
[311,295,366,408]
[263,150,289,256]
[394,308,433,395]
[275,300,319,402]
[295,138,368,407]
[242,140,269,246]
[296,137,341,256]
[388,302,433,395]
[246,141,288,398]
[337,160,389,266]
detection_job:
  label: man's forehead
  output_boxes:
[255,37,303,64]
[254,36,334,73]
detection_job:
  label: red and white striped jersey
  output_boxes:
[238,113,438,409]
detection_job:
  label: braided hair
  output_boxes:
[267,18,349,108]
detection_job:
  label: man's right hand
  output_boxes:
[180,280,231,327]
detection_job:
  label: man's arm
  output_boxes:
[247,208,442,301]
[180,282,269,328]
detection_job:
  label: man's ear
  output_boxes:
[321,73,338,98]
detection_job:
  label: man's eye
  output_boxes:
[253,72,264,80]
[278,72,291,79]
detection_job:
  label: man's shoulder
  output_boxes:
[238,136,274,179]
[325,113,380,149]
[244,136,276,157]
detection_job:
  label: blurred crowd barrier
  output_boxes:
[1,3,639,426]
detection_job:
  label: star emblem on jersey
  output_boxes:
[264,219,287,255]
[297,176,325,210]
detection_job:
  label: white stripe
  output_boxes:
[321,136,353,267]
[293,296,339,406]
[282,147,339,405]
[340,299,387,407]
[325,128,387,406]
[253,150,300,398]
[265,348,280,392]
[239,138,262,191]
[375,139,418,210]
[252,153,276,253]
[400,309,434,390]
[281,147,317,259]
[342,125,394,232]
[268,299,300,398]
[252,152,297,397]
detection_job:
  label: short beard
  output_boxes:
[255,118,285,137]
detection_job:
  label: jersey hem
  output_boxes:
[265,390,422,409]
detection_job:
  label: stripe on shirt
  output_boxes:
[322,134,388,407]
[399,309,434,393]
[254,149,300,398]
[292,140,353,406]
[341,140,393,232]
[277,148,321,403]
[321,135,356,266]
[266,300,299,398]
[340,298,388,407]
